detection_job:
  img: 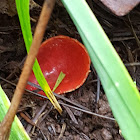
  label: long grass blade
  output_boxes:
[15,0,62,113]
[61,0,140,139]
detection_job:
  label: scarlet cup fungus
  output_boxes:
[26,35,90,95]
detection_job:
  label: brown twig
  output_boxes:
[0,0,55,139]
[60,100,78,124]
[0,76,115,121]
[20,112,36,127]
[128,15,140,48]
[58,123,66,140]
[26,102,48,133]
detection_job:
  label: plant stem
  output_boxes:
[0,0,55,139]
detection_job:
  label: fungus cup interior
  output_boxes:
[26,35,91,95]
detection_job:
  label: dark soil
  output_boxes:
[0,0,140,140]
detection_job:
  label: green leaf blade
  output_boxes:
[0,86,30,140]
[61,0,140,139]
[52,71,66,92]
[15,0,32,53]
[15,0,62,112]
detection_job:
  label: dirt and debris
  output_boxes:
[0,0,140,140]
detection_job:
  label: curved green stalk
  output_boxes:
[61,0,140,139]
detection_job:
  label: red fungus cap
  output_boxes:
[26,35,90,95]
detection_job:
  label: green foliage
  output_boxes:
[61,0,140,139]
[15,0,140,139]
[15,0,61,111]
[53,71,66,92]
[15,0,50,96]
[0,86,30,140]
